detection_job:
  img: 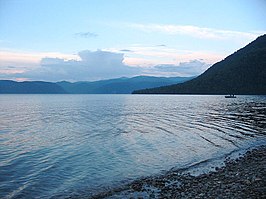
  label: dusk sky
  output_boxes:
[0,0,265,82]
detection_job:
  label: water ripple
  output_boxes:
[0,95,265,198]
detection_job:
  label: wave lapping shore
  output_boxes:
[93,146,266,199]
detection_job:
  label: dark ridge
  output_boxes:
[133,34,266,95]
[0,76,194,94]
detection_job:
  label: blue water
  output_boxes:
[0,95,265,198]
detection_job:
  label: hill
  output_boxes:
[57,76,193,94]
[133,34,266,95]
[0,76,193,94]
[0,80,66,94]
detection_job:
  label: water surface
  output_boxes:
[0,95,265,198]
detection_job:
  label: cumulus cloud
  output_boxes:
[22,50,140,81]
[0,49,215,81]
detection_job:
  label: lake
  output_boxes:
[0,95,265,198]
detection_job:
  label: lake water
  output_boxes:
[0,95,265,198]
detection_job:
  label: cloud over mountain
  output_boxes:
[24,50,140,81]
[0,49,211,81]
[153,60,210,76]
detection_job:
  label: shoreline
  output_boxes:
[92,145,266,198]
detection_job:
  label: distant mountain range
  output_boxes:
[0,81,66,94]
[133,34,266,95]
[0,76,194,94]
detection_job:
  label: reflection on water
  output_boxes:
[0,95,265,198]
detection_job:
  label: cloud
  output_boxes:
[22,50,140,81]
[120,45,225,67]
[129,23,265,41]
[0,48,221,81]
[120,49,134,52]
[0,67,25,75]
[74,32,98,38]
[152,60,211,76]
[156,44,167,47]
[0,50,78,68]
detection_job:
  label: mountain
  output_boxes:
[133,34,266,95]
[0,80,66,94]
[57,76,194,94]
[0,76,194,94]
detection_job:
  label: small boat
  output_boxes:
[225,94,236,98]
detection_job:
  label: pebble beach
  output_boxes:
[92,146,266,199]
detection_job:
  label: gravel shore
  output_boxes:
[93,146,266,198]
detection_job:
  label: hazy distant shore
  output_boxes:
[93,145,266,198]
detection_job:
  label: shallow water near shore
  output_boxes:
[0,95,265,198]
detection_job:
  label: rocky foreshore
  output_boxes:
[92,146,266,199]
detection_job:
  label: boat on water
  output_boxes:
[225,94,236,98]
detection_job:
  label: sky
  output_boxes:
[0,0,265,82]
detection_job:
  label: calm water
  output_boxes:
[0,95,265,198]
